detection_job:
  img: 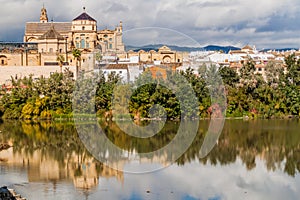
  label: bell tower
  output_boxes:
[40,5,48,23]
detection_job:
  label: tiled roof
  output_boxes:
[230,50,247,54]
[105,64,128,70]
[25,22,71,34]
[73,12,96,21]
[39,26,65,40]
[242,45,253,50]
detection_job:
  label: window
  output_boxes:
[119,71,122,74]
[104,34,108,38]
[59,49,62,53]
[76,42,79,48]
[80,39,85,48]
[86,42,90,48]
[76,37,79,40]
[49,48,53,53]
[80,34,85,36]
[1,60,4,65]
[109,38,112,41]
[109,43,112,49]
[82,26,85,30]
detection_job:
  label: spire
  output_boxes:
[40,5,48,23]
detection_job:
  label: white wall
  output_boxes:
[0,66,76,84]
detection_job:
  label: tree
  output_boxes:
[219,66,239,87]
[56,54,65,73]
[72,49,82,77]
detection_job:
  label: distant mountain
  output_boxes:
[260,48,299,52]
[125,44,241,53]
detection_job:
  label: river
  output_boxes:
[0,119,299,200]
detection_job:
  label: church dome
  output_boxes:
[73,8,96,22]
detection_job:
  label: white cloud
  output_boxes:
[0,0,300,48]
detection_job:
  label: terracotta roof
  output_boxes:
[230,50,247,54]
[105,64,128,70]
[230,63,243,68]
[39,26,64,40]
[255,64,265,68]
[242,45,253,50]
[73,12,96,21]
[25,22,71,34]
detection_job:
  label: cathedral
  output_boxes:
[0,6,125,66]
[24,6,125,55]
[0,5,184,70]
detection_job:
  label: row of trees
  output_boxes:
[221,54,300,118]
[0,54,299,120]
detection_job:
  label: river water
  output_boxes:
[0,119,299,200]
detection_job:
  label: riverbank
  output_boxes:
[0,186,26,200]
[0,143,10,151]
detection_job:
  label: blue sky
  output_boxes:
[1,0,300,49]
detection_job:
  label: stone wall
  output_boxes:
[0,66,76,85]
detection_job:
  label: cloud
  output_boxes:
[1,0,300,48]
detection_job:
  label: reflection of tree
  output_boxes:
[1,120,300,177]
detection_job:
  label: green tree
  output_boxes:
[72,48,82,77]
[56,54,65,73]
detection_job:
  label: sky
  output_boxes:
[8,159,300,200]
[1,0,300,49]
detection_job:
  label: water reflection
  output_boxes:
[0,120,300,199]
[0,121,124,191]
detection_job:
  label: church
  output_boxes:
[0,6,125,66]
[25,6,125,55]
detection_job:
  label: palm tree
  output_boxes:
[56,54,65,73]
[72,49,81,78]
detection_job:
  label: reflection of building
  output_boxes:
[0,147,124,190]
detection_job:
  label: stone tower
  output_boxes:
[40,5,48,23]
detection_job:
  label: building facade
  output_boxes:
[0,6,125,67]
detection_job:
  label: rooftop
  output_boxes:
[26,22,72,34]
[39,26,65,40]
[73,12,96,22]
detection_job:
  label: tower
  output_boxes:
[40,5,48,23]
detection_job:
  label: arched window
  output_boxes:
[80,39,85,48]
[82,26,85,31]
